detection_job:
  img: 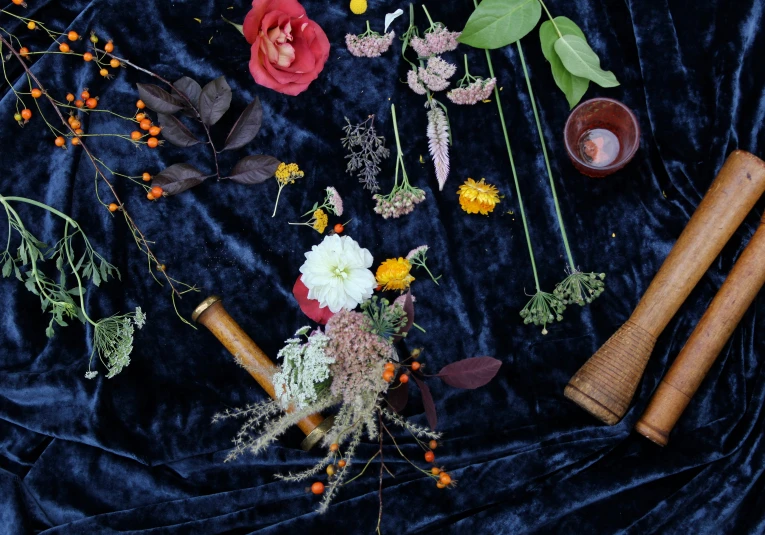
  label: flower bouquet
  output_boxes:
[214,234,501,524]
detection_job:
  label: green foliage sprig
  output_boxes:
[0,194,145,378]
[459,0,619,108]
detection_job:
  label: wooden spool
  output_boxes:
[565,150,765,424]
[635,214,765,445]
[192,296,333,451]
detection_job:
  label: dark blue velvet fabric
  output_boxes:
[2,0,765,533]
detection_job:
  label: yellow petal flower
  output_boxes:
[457,177,500,215]
[375,258,415,292]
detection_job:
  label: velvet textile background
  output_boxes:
[1,0,765,533]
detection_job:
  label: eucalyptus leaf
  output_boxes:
[199,76,232,126]
[158,113,202,147]
[554,34,620,88]
[539,17,590,108]
[136,83,185,114]
[458,0,541,49]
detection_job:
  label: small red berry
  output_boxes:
[148,125,161,136]
[27,21,36,30]
[108,203,118,212]
[83,52,93,62]
[147,137,159,148]
[20,109,32,120]
[436,482,446,489]
[429,440,438,450]
[71,137,81,146]
[150,186,163,198]
[70,119,81,130]
[130,131,142,141]
[85,97,97,109]
[110,58,120,68]
[75,128,84,135]
[333,223,344,234]
[81,90,90,100]
[399,374,409,384]
[382,370,394,382]
[139,118,152,131]
[310,482,324,495]
[337,459,346,468]
[66,93,75,102]
[19,47,29,58]
[59,43,70,53]
[54,136,65,147]
[146,192,155,201]
[136,99,146,110]
[12,0,25,4]
[439,473,451,485]
[411,361,421,371]
[104,41,114,53]
[67,31,79,41]
[384,362,395,372]
[142,172,151,182]
[31,88,42,98]
[329,443,339,452]
[74,100,84,108]
[99,68,109,78]
[424,451,435,463]
[431,467,441,476]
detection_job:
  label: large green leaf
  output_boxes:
[540,17,590,108]
[458,0,541,49]
[554,34,620,88]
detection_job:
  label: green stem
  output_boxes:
[537,0,562,38]
[421,5,435,28]
[475,36,541,291]
[366,20,372,34]
[516,41,576,270]
[62,221,97,326]
[390,104,407,188]
[2,196,77,225]
[272,184,284,218]
[463,53,470,75]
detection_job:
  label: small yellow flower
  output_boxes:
[312,209,328,234]
[275,162,304,186]
[457,177,501,215]
[376,258,415,292]
[349,0,367,15]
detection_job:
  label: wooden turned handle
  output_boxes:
[635,214,765,446]
[192,296,324,439]
[566,150,765,424]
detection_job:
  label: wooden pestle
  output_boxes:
[635,213,765,445]
[192,296,333,451]
[565,150,765,425]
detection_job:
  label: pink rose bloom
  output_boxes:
[242,0,330,96]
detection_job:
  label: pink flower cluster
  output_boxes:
[447,77,497,105]
[325,310,393,403]
[345,31,396,58]
[407,56,457,94]
[410,25,461,57]
[373,188,427,219]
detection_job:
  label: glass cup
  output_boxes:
[564,98,640,178]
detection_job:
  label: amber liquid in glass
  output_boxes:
[578,128,620,168]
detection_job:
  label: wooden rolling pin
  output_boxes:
[192,296,333,451]
[565,150,765,425]
[635,213,765,445]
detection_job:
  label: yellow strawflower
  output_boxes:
[275,162,304,185]
[375,258,415,292]
[350,0,367,15]
[457,177,501,215]
[312,209,328,234]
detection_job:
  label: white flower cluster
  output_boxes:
[87,307,146,380]
[273,328,335,409]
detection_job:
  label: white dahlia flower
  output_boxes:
[299,235,376,313]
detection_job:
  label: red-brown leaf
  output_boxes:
[437,357,501,389]
[387,378,409,413]
[412,375,437,430]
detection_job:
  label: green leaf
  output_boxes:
[92,266,101,287]
[458,0,541,49]
[14,266,22,282]
[68,287,83,296]
[539,17,590,108]
[74,252,86,273]
[55,255,63,271]
[18,244,27,265]
[99,261,109,283]
[2,258,12,278]
[45,323,55,338]
[554,34,620,88]
[41,298,49,312]
[24,277,38,295]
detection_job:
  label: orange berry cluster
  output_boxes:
[423,442,455,489]
[130,101,163,148]
[310,442,347,496]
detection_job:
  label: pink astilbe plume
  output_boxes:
[447,78,497,105]
[427,105,450,190]
[407,69,427,95]
[345,31,396,58]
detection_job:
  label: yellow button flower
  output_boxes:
[457,177,501,215]
[350,0,367,15]
[375,258,415,292]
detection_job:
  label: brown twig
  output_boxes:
[0,33,183,298]
[93,46,221,180]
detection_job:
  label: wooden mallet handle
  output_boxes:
[565,150,765,424]
[635,213,765,445]
[192,296,332,451]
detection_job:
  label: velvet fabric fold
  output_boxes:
[1,0,764,532]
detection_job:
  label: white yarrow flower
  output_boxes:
[300,235,376,313]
